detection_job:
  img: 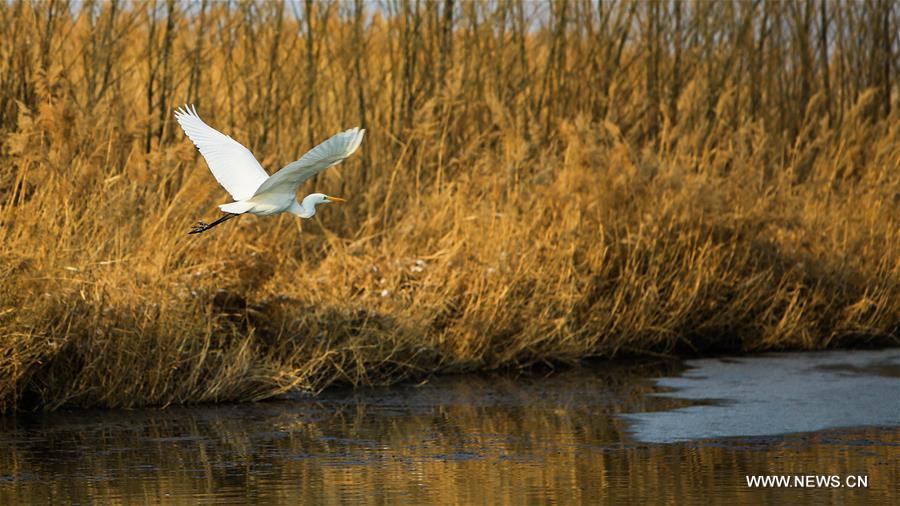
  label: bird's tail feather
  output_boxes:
[218,201,254,214]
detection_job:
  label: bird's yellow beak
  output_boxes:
[327,196,346,203]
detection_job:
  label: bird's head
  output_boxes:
[303,193,346,207]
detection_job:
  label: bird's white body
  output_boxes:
[220,193,327,218]
[174,105,364,233]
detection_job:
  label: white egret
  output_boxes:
[174,105,365,234]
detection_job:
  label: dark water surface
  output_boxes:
[1,350,897,504]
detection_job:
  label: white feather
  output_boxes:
[174,105,269,201]
[252,127,365,197]
[218,201,255,214]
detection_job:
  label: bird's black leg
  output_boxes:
[189,213,239,235]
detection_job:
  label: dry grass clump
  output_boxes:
[0,1,897,411]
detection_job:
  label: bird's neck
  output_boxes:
[291,196,317,218]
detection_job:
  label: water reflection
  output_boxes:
[0,356,896,504]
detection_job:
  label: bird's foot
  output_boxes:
[189,221,210,234]
[188,213,237,235]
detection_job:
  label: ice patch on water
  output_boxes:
[623,349,900,443]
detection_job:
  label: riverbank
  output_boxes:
[3,108,897,410]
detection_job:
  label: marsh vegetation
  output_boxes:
[0,0,897,411]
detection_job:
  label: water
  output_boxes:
[625,348,900,442]
[1,350,897,504]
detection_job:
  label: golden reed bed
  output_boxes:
[1,1,897,411]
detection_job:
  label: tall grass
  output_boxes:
[0,0,897,412]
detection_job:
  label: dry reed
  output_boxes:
[0,0,897,412]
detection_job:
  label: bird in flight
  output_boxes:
[174,105,365,234]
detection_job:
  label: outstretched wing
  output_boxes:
[174,105,269,201]
[252,127,365,196]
